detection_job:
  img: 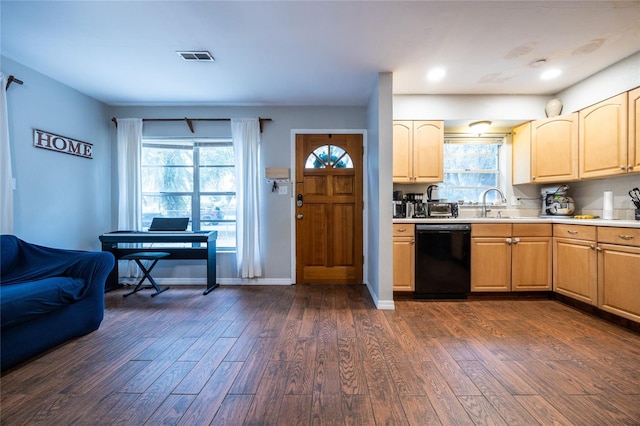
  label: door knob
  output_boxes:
[297,214,303,220]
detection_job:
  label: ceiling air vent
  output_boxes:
[176,51,215,62]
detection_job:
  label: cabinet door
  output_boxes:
[512,237,552,291]
[512,121,531,185]
[413,121,443,182]
[553,238,597,305]
[598,243,640,322]
[393,237,415,292]
[471,237,511,291]
[531,113,578,183]
[392,121,413,183]
[628,87,640,174]
[579,92,628,179]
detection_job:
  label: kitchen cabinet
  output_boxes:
[393,224,415,292]
[628,86,640,174]
[511,121,531,185]
[597,226,640,322]
[553,224,598,305]
[530,113,579,183]
[471,223,552,292]
[393,121,443,183]
[579,92,629,179]
[511,114,578,185]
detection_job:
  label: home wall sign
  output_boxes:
[33,129,93,159]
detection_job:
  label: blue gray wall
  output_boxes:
[1,56,111,250]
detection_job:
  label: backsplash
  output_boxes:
[394,173,639,220]
[570,174,640,220]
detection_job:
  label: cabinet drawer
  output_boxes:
[553,224,596,241]
[393,223,415,237]
[472,224,511,237]
[597,227,640,247]
[513,223,552,237]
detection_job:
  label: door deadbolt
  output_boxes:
[297,194,303,207]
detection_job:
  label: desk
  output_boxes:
[99,231,218,295]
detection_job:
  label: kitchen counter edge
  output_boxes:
[393,217,640,228]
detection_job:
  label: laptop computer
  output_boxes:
[148,217,190,232]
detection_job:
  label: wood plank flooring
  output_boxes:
[2,284,640,425]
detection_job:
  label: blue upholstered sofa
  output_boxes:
[1,235,114,371]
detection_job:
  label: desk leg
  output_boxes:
[102,242,120,292]
[204,239,219,295]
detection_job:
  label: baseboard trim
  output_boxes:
[364,281,395,310]
[153,278,293,286]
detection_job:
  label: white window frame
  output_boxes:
[440,137,504,204]
[141,137,236,250]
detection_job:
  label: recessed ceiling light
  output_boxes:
[426,67,446,82]
[176,51,215,61]
[540,68,562,80]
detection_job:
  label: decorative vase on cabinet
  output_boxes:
[545,98,563,117]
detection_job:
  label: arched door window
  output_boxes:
[304,144,353,169]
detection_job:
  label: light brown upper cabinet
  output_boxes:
[511,121,531,185]
[628,87,640,175]
[393,121,443,183]
[512,114,579,185]
[579,92,629,179]
[530,113,579,183]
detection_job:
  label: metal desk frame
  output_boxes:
[99,231,218,295]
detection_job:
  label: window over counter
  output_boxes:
[438,137,503,204]
[141,138,236,249]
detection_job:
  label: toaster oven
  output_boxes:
[427,202,459,218]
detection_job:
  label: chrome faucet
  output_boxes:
[481,187,507,217]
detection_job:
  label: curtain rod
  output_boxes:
[6,75,24,90]
[111,117,272,133]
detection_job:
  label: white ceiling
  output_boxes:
[1,1,639,106]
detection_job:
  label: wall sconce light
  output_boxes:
[469,120,492,135]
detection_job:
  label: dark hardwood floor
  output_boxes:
[2,284,639,425]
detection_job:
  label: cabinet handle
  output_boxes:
[513,237,520,244]
[596,246,602,252]
[618,234,635,240]
[397,228,407,232]
[506,238,512,245]
[589,244,595,250]
[629,165,634,170]
[620,165,626,170]
[411,239,415,245]
[567,230,578,235]
[532,176,536,181]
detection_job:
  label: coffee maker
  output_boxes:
[393,191,405,218]
[405,193,426,218]
[541,184,575,216]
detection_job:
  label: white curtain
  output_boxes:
[0,74,14,234]
[116,118,143,280]
[231,118,262,278]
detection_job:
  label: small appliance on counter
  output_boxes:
[393,200,406,218]
[426,185,439,202]
[405,193,426,218]
[629,187,640,220]
[427,201,459,218]
[541,184,575,216]
[393,190,405,218]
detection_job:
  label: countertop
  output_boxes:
[393,216,640,228]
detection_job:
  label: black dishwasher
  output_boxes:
[414,223,471,299]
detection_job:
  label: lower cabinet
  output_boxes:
[471,223,552,292]
[393,224,415,292]
[597,227,640,322]
[553,224,598,305]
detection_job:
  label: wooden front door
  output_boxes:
[295,134,363,284]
